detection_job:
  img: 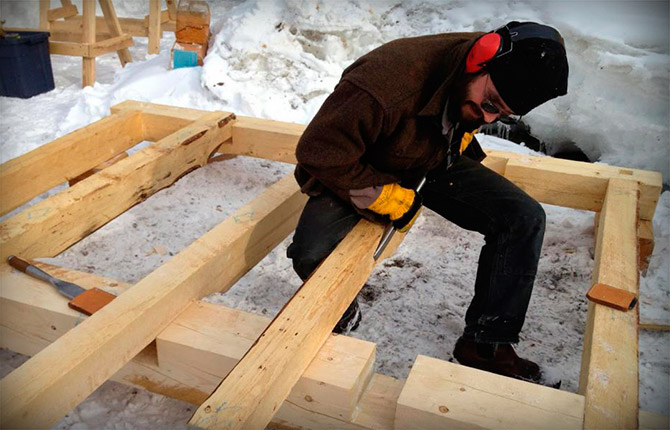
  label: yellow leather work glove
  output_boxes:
[368,183,423,233]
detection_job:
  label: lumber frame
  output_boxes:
[0,173,307,428]
[0,101,664,429]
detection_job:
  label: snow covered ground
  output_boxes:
[0,0,668,428]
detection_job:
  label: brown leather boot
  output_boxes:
[453,337,542,383]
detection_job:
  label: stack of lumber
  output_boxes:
[171,0,210,68]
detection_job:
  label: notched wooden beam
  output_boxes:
[0,110,233,262]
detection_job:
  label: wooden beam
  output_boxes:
[68,151,129,186]
[47,4,79,21]
[39,0,50,31]
[0,262,129,357]
[0,110,143,217]
[579,178,639,429]
[98,0,133,65]
[48,40,89,56]
[145,9,170,26]
[0,110,232,263]
[111,100,211,141]
[228,116,304,164]
[82,0,96,87]
[148,0,162,54]
[499,152,661,221]
[395,355,584,429]
[225,117,662,221]
[157,301,376,421]
[88,34,133,57]
[0,173,307,428]
[188,218,406,430]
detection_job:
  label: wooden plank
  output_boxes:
[111,100,211,141]
[68,151,129,186]
[98,0,133,65]
[0,110,232,263]
[229,116,305,164]
[226,116,662,220]
[148,0,162,54]
[48,40,89,56]
[88,34,133,57]
[0,110,143,216]
[352,374,405,430]
[579,178,639,429]
[395,355,584,430]
[595,214,655,273]
[145,9,170,25]
[82,0,96,87]
[0,173,307,428]
[188,218,406,430]
[47,4,78,21]
[157,301,376,420]
[502,152,661,221]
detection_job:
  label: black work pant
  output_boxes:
[286,156,546,344]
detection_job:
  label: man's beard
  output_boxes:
[449,73,486,130]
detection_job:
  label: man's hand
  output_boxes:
[368,183,423,232]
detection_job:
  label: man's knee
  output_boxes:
[505,195,546,236]
[287,241,330,280]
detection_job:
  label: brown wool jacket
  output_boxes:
[294,32,487,206]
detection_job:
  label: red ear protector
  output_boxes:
[465,23,566,74]
[466,33,503,73]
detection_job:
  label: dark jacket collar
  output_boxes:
[418,35,483,117]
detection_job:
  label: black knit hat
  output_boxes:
[486,21,569,115]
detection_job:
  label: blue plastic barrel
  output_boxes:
[0,32,55,98]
